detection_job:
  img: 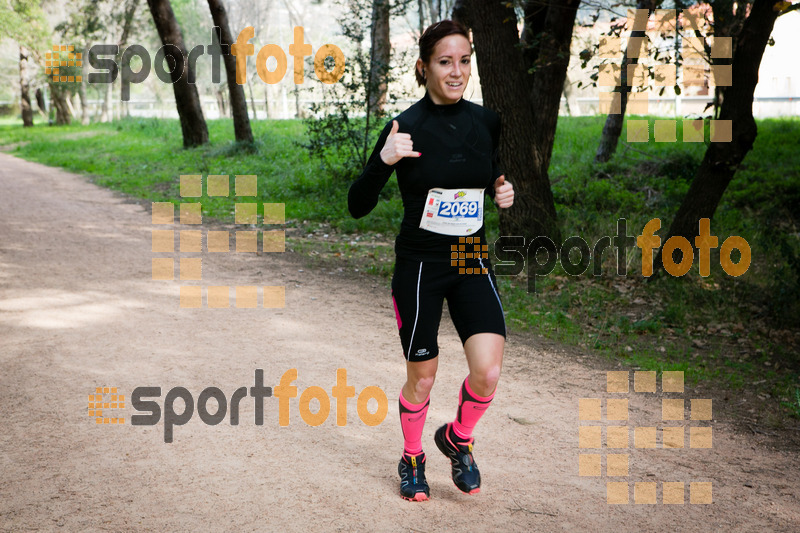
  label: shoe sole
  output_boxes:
[400,492,430,502]
[434,424,481,495]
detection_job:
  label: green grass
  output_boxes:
[781,387,800,419]
[0,117,337,224]
[1,113,799,424]
[0,115,410,235]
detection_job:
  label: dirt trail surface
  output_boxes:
[0,151,798,532]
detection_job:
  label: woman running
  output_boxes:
[348,19,514,501]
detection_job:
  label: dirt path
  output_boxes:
[0,152,798,532]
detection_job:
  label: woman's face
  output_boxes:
[419,34,472,105]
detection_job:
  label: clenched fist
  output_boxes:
[493,175,514,208]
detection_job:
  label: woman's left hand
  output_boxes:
[493,175,514,208]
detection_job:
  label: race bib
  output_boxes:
[419,188,484,236]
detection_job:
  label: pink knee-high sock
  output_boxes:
[452,375,494,441]
[399,391,429,456]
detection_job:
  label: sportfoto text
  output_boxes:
[494,218,751,292]
[131,369,387,443]
[86,26,345,101]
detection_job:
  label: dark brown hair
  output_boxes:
[415,20,471,87]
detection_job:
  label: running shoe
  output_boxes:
[398,452,430,501]
[434,423,481,494]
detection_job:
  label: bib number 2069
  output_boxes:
[438,201,479,218]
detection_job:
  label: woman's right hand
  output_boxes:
[380,120,421,166]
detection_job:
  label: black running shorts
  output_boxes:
[391,256,507,362]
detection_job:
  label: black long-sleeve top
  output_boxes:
[348,92,503,262]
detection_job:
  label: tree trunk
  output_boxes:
[654,0,781,272]
[520,0,547,73]
[562,74,579,117]
[101,81,112,123]
[248,81,258,119]
[35,87,47,118]
[368,0,390,116]
[595,1,658,163]
[118,0,140,121]
[19,46,34,127]
[100,48,113,124]
[69,92,79,119]
[207,0,254,143]
[51,84,72,125]
[215,87,227,117]
[709,0,747,118]
[146,0,209,147]
[118,81,127,119]
[118,0,140,51]
[527,0,581,195]
[425,0,434,23]
[78,85,89,125]
[463,0,579,242]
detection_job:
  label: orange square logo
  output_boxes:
[88,387,125,425]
